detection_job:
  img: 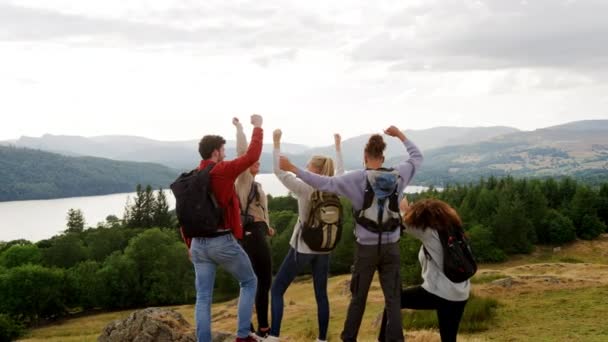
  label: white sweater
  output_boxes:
[273,147,344,254]
[405,225,471,302]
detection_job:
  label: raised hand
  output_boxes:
[400,197,410,214]
[334,133,341,151]
[251,114,263,128]
[279,155,297,173]
[232,117,240,126]
[384,125,406,141]
[273,129,282,143]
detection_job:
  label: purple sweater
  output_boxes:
[296,139,423,245]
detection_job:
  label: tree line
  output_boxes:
[1,177,607,340]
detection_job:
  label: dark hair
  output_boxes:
[403,199,462,232]
[198,135,226,159]
[364,134,386,159]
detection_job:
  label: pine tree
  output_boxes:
[66,208,85,233]
[153,188,173,228]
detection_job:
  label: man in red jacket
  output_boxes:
[186,114,264,342]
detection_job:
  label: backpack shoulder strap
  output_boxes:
[243,181,257,213]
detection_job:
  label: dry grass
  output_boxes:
[21,235,608,342]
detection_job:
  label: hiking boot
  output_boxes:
[235,336,257,342]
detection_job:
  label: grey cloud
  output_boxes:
[354,0,608,71]
[0,2,338,52]
[253,49,298,68]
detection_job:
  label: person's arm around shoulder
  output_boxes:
[279,155,364,200]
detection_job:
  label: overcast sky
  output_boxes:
[1,0,607,146]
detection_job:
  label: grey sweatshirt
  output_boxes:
[296,139,423,245]
[405,225,471,301]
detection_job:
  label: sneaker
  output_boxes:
[263,335,280,342]
[248,331,266,342]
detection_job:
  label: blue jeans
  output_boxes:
[191,234,257,341]
[270,247,330,340]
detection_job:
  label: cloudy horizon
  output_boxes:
[2,0,607,145]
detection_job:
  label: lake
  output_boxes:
[0,174,430,242]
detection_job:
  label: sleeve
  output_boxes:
[235,123,247,157]
[273,148,311,198]
[335,148,345,176]
[295,167,364,200]
[222,127,263,179]
[396,139,424,187]
[404,224,429,242]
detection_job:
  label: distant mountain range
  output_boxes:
[1,126,520,172]
[1,120,606,201]
[391,120,608,185]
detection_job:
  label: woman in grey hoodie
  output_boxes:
[279,126,423,342]
[378,198,470,342]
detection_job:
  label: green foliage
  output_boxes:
[0,145,174,201]
[0,240,32,255]
[492,196,535,254]
[0,313,23,342]
[83,227,132,262]
[328,199,356,274]
[0,265,66,322]
[66,261,102,309]
[123,228,193,305]
[96,252,139,309]
[124,185,174,228]
[269,210,298,236]
[0,244,42,268]
[153,188,174,228]
[65,208,85,233]
[541,210,577,244]
[578,214,606,240]
[42,234,89,269]
[402,294,499,332]
[569,186,599,228]
[267,194,298,213]
[399,235,423,285]
[467,225,507,263]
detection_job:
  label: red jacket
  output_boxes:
[182,127,263,248]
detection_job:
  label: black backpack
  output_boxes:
[424,226,477,283]
[240,182,258,227]
[170,164,224,238]
[301,191,343,252]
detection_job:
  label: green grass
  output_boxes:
[469,286,608,341]
[402,294,499,333]
[558,257,584,263]
[471,273,508,284]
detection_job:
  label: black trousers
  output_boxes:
[341,242,403,342]
[242,221,272,330]
[379,286,468,342]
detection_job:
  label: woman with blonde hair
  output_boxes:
[264,129,344,342]
[280,126,423,342]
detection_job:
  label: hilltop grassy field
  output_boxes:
[20,235,608,341]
